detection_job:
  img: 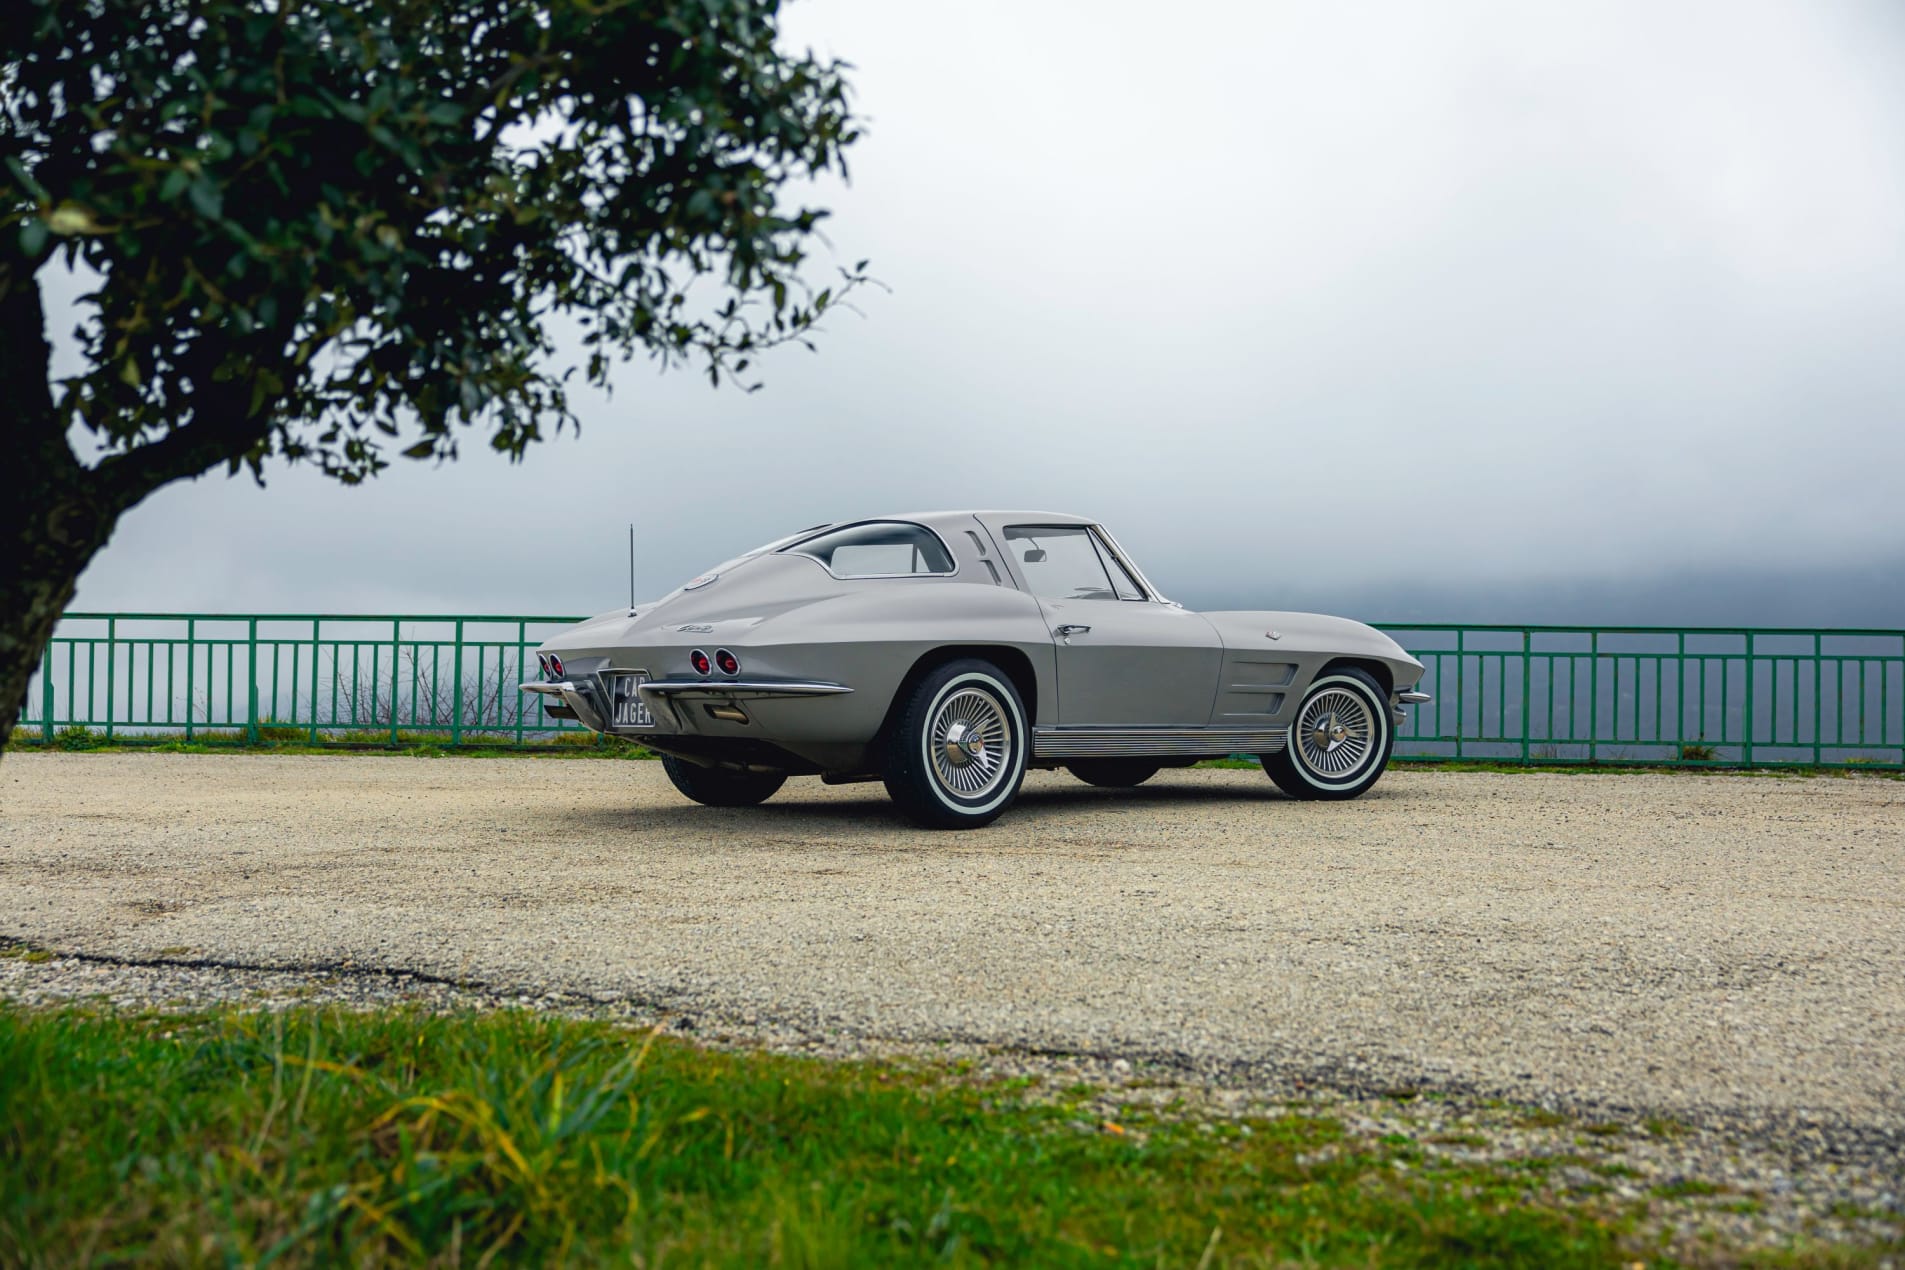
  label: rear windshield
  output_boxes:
[785,522,955,578]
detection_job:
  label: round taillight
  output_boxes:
[715,648,739,675]
[689,649,711,676]
[547,654,563,680]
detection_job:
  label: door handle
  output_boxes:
[1054,624,1092,638]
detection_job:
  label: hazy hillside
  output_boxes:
[1185,557,1905,630]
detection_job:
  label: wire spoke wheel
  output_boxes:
[1294,687,1376,779]
[928,686,1012,799]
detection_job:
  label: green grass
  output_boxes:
[0,1005,1639,1267]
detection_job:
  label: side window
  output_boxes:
[785,522,955,578]
[1003,525,1117,599]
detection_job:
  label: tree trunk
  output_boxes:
[0,262,125,753]
[1,263,281,754]
[0,465,123,752]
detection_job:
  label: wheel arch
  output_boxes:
[1315,657,1394,697]
[877,644,1040,745]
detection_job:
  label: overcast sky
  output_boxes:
[57,0,1905,624]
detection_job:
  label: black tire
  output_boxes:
[660,753,787,807]
[882,659,1029,829]
[1260,667,1394,800]
[1066,758,1162,788]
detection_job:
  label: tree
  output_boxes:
[0,0,866,749]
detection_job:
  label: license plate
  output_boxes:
[607,672,653,728]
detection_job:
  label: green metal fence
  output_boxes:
[20,614,591,747]
[16,614,1905,769]
[1386,626,1903,769]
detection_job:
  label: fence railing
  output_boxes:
[15,614,1905,769]
[1387,626,1903,768]
[20,614,591,746]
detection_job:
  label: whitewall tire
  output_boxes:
[1260,668,1394,800]
[883,659,1029,829]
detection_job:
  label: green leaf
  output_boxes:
[188,177,223,221]
[18,219,48,257]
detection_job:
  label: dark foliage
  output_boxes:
[0,0,866,746]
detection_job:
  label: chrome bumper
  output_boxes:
[520,676,850,735]
[519,680,608,732]
[637,679,853,700]
[1393,688,1432,726]
[637,679,851,732]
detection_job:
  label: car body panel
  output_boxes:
[525,510,1426,775]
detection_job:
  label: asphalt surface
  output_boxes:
[3,753,1901,1138]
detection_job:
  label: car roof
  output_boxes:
[833,510,1097,532]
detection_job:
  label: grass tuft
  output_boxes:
[0,1005,1632,1267]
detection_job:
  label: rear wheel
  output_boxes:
[883,659,1028,829]
[1066,758,1162,788]
[660,753,787,807]
[1260,668,1393,800]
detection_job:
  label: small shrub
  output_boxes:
[1679,742,1717,762]
[254,717,308,743]
[54,726,104,751]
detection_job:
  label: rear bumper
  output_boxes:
[519,676,852,735]
[520,680,607,731]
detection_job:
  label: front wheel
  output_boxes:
[1260,668,1394,800]
[883,659,1029,829]
[660,754,787,807]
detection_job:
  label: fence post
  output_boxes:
[1587,631,1599,764]
[1520,630,1531,764]
[309,619,322,744]
[41,642,54,744]
[1742,632,1755,767]
[184,618,196,741]
[103,615,117,740]
[1454,628,1464,760]
[389,618,401,746]
[245,617,259,744]
[451,619,465,748]
[514,620,527,747]
[1812,633,1822,767]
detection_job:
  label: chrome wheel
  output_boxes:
[928,686,1012,799]
[1294,686,1375,779]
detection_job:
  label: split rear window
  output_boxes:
[785,522,956,578]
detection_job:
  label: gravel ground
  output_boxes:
[3,753,1902,1253]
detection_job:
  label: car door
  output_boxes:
[994,523,1223,727]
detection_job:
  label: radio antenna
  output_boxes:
[628,523,636,611]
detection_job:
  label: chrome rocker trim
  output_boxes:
[1033,726,1289,759]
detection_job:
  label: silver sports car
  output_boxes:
[523,512,1430,828]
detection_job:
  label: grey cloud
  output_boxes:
[61,0,1905,624]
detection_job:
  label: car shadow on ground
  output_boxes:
[541,773,1422,842]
